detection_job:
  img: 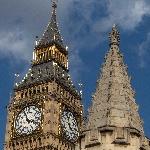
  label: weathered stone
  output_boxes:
[77,25,150,150]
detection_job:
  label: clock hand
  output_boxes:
[30,119,39,124]
[23,111,27,118]
[24,112,31,123]
[26,118,31,123]
[68,122,73,131]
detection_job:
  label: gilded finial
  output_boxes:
[51,0,58,8]
[109,24,120,46]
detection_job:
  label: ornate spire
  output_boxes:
[87,26,143,134]
[109,24,120,46]
[37,0,64,47]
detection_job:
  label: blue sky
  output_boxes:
[1,0,150,148]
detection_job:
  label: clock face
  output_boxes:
[61,111,79,142]
[15,106,42,135]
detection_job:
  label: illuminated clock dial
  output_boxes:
[61,111,79,142]
[15,106,42,135]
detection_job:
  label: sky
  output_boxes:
[0,0,150,148]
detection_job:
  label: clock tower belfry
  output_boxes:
[4,1,82,150]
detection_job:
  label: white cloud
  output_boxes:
[0,29,32,61]
[137,32,150,68]
[0,0,150,78]
[60,0,150,78]
[93,0,150,33]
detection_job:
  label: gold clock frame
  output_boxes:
[60,104,81,143]
[12,100,44,139]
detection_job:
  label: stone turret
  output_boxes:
[78,26,150,150]
[88,25,143,132]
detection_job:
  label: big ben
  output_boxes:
[4,0,82,150]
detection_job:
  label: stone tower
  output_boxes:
[4,1,82,150]
[78,25,150,150]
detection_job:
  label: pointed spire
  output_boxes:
[37,0,64,48]
[87,26,143,134]
[109,24,120,46]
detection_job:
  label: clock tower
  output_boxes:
[4,1,82,150]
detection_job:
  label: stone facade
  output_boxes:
[77,26,150,150]
[78,128,150,150]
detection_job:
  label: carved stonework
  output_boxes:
[77,26,150,150]
[85,129,101,148]
[87,26,143,133]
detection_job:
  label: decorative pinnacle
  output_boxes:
[109,24,120,46]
